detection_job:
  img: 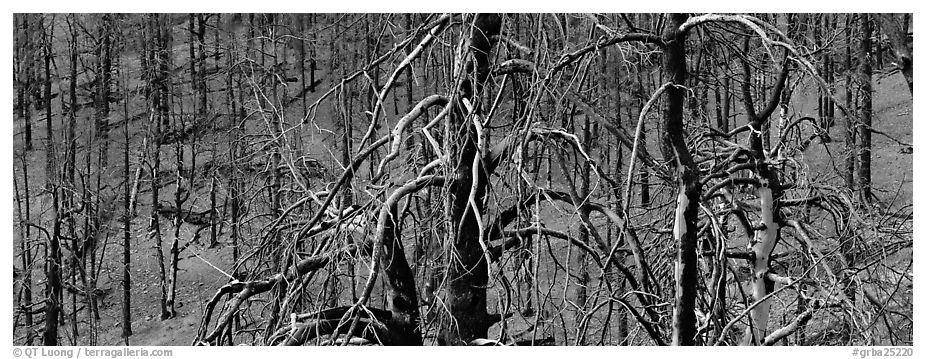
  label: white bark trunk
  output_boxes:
[744,180,779,344]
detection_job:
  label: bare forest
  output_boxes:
[12,13,913,346]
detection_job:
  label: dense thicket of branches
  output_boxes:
[13,13,912,346]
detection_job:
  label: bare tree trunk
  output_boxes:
[40,16,63,345]
[209,176,218,248]
[18,14,34,152]
[97,14,113,168]
[308,14,317,93]
[721,76,731,132]
[263,16,287,339]
[822,15,833,132]
[776,15,794,150]
[369,176,439,345]
[41,15,56,187]
[857,14,873,205]
[197,13,208,114]
[843,14,856,191]
[612,50,628,346]
[639,122,650,207]
[121,57,133,343]
[148,13,170,321]
[664,13,700,346]
[405,13,415,111]
[440,14,502,346]
[15,156,35,345]
[189,14,197,114]
[188,13,208,116]
[228,31,243,338]
[14,16,35,345]
[738,34,790,346]
[574,116,592,329]
[65,16,78,194]
[714,71,728,132]
[635,73,651,208]
[838,22,860,331]
[166,123,184,319]
[42,190,63,346]
[214,14,221,66]
[363,15,382,176]
[295,14,307,114]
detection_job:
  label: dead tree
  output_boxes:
[856,14,873,205]
[120,52,133,342]
[663,13,701,346]
[438,13,503,346]
[187,13,911,347]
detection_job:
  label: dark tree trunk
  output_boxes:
[41,15,56,183]
[574,118,592,325]
[228,33,243,337]
[822,15,834,131]
[264,15,286,338]
[843,14,856,191]
[121,58,133,342]
[197,13,207,114]
[308,14,316,93]
[440,13,502,346]
[166,111,185,319]
[405,13,415,111]
[148,13,171,321]
[715,76,730,132]
[188,14,199,114]
[97,14,113,168]
[376,178,441,345]
[636,72,651,208]
[19,14,34,152]
[66,17,78,190]
[42,189,62,346]
[209,177,218,248]
[639,120,650,207]
[664,13,700,346]
[612,47,628,345]
[62,19,80,333]
[15,155,35,345]
[857,14,873,205]
[40,16,63,346]
[295,14,307,113]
